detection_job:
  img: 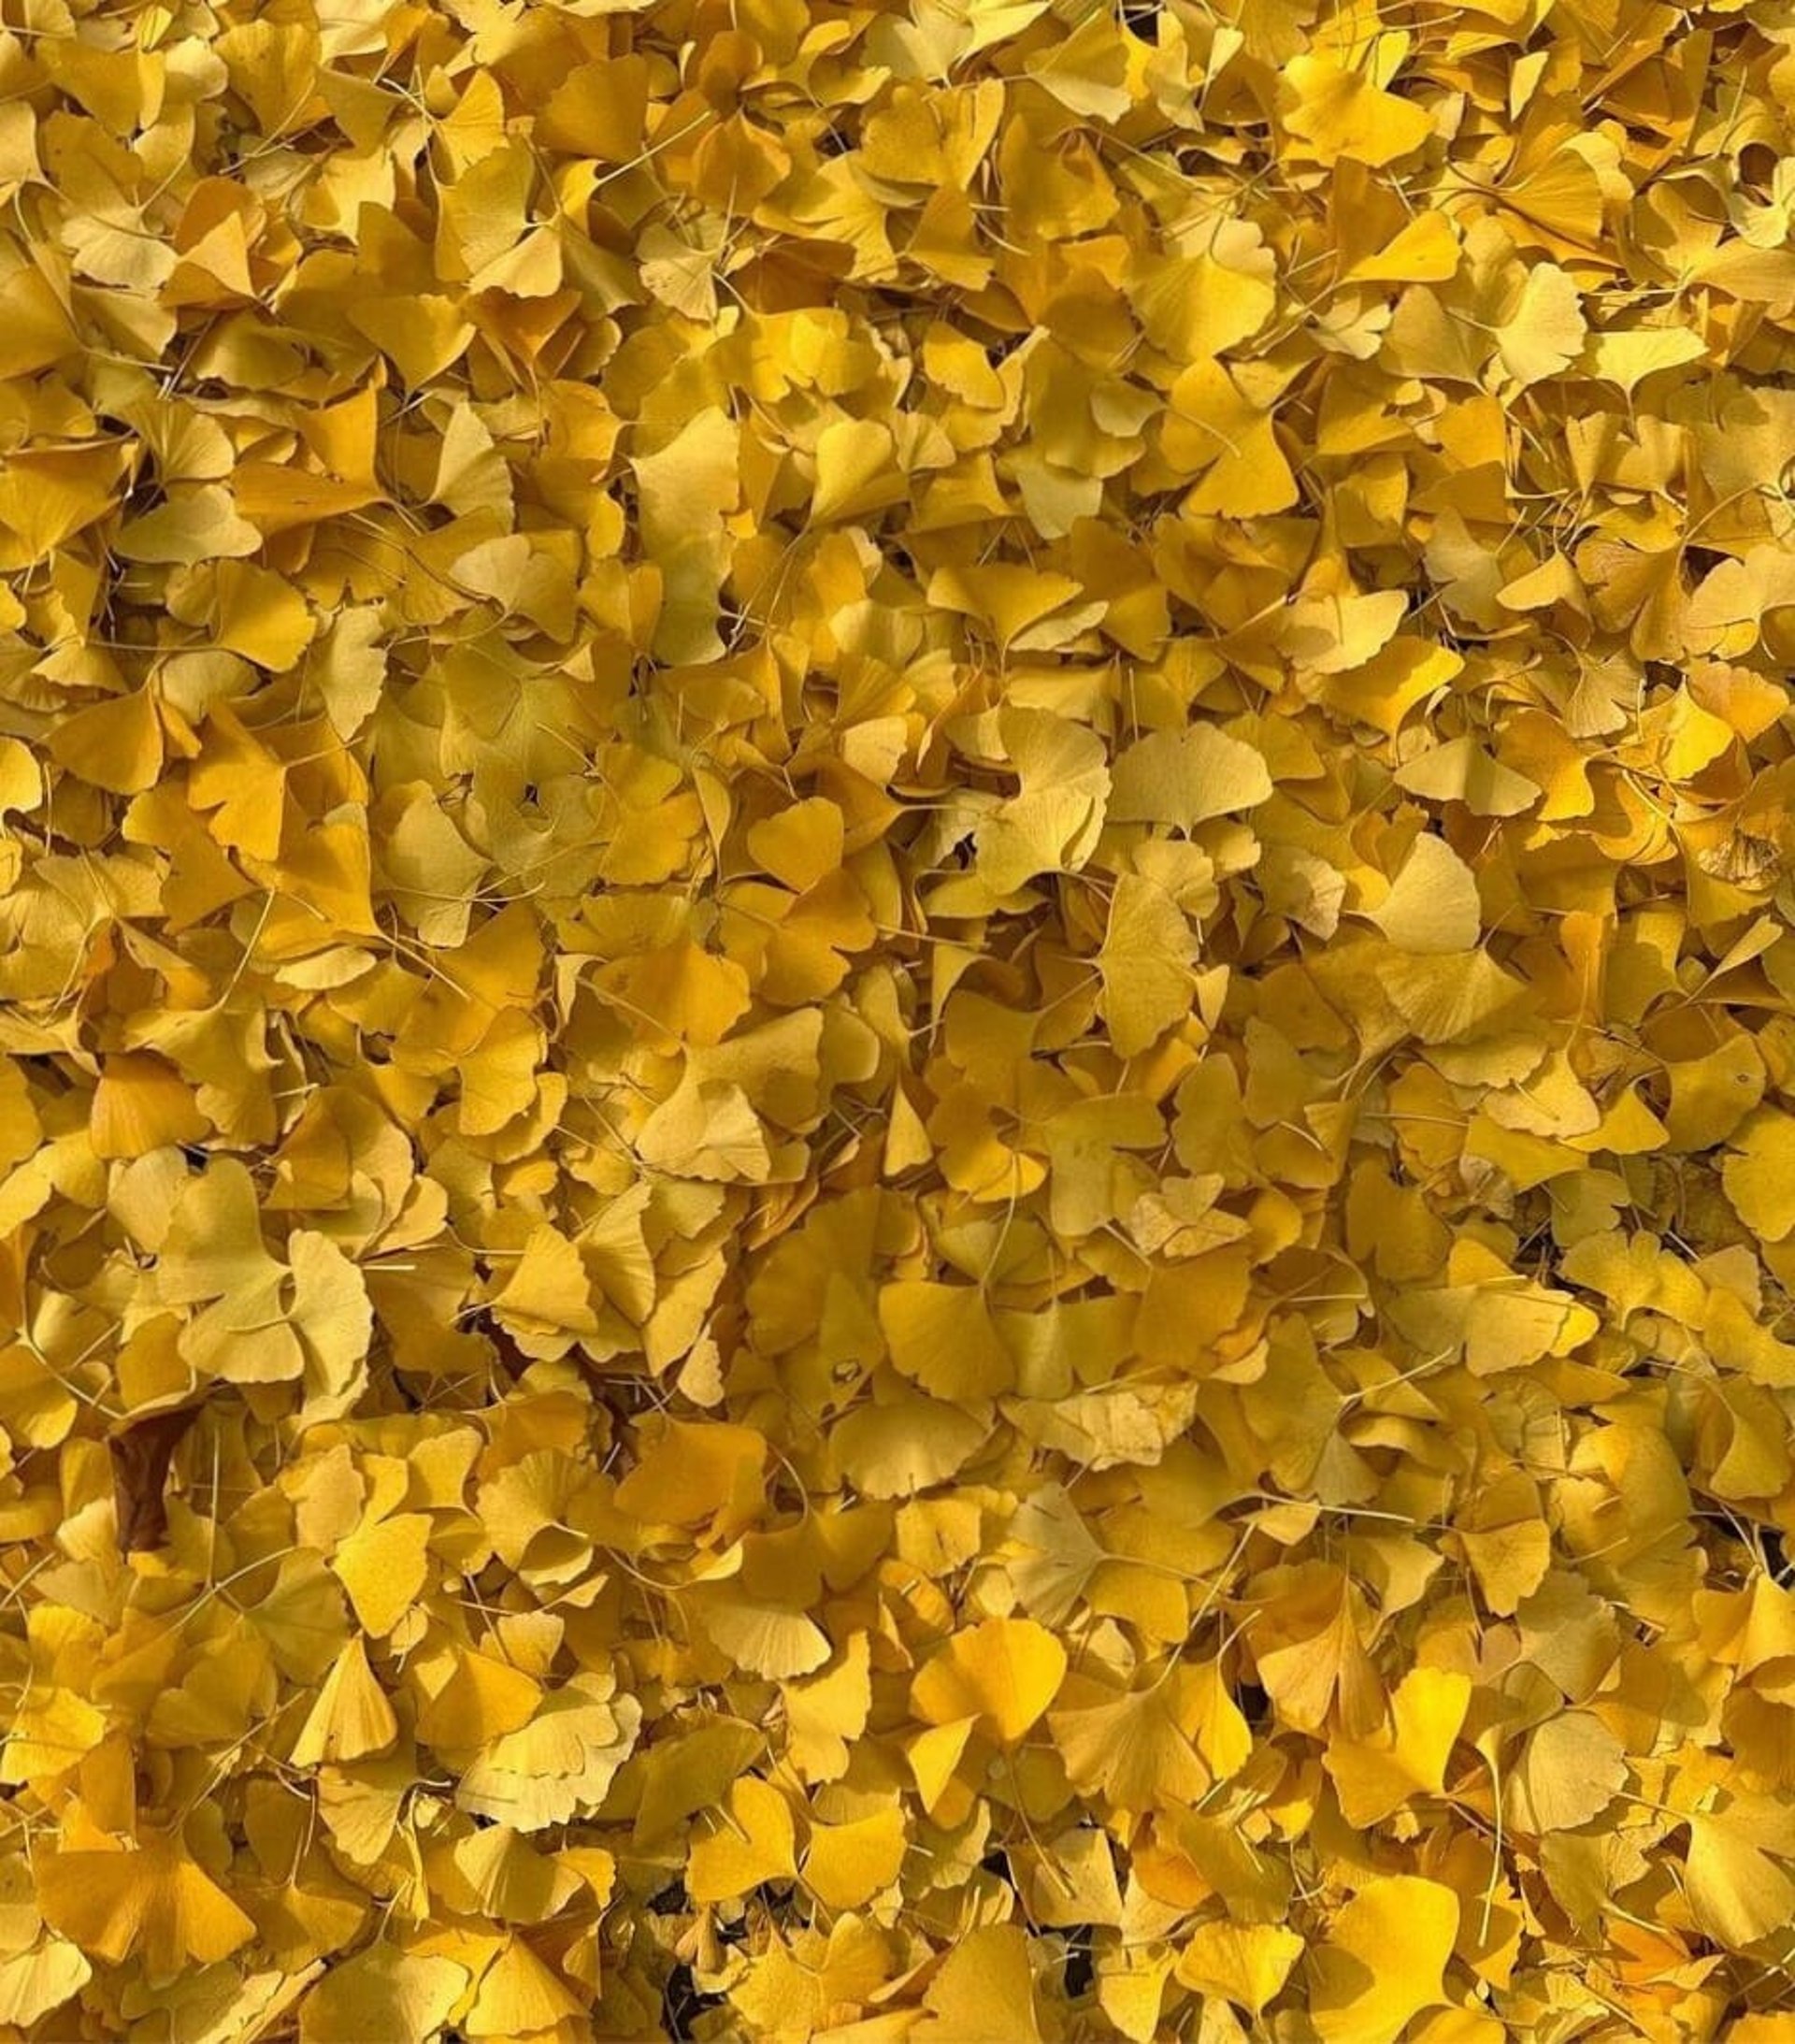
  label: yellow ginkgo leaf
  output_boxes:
[911,1616,1068,1745]
[1310,1877,1458,2044]
[89,1053,208,1160]
[1685,1788,1795,1950]
[1110,724,1272,832]
[298,1943,468,2044]
[802,1803,908,1908]
[1284,54,1435,167]
[1324,1666,1471,1828]
[1051,1663,1248,1813]
[0,1938,91,2028]
[1507,1710,1628,1835]
[46,688,164,795]
[464,1936,584,2037]
[691,1588,832,1680]
[904,1717,979,1818]
[290,1636,399,1769]
[1099,875,1196,1058]
[1724,1110,1795,1242]
[879,1280,1015,1401]
[1368,835,1481,955]
[811,417,902,525]
[920,1925,1044,2044]
[37,1831,256,1980]
[331,1512,431,1640]
[1176,1920,1304,2016]
[686,1777,799,1903]
[613,1418,767,1527]
[784,1635,871,1785]
[492,1226,598,1341]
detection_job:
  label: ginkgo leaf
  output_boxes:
[920,1925,1044,2044]
[298,1944,468,2044]
[1254,1563,1385,1737]
[911,1617,1068,1744]
[90,1052,208,1160]
[687,1777,799,1903]
[879,1280,1014,1401]
[1100,874,1196,1058]
[1507,1710,1627,1834]
[1284,54,1435,167]
[47,689,164,795]
[1176,1921,1303,2016]
[615,1419,767,1527]
[291,1636,399,1768]
[803,1804,908,1908]
[785,1636,871,1784]
[38,1832,256,1979]
[633,406,740,664]
[1280,590,1409,673]
[969,708,1111,889]
[1395,736,1542,816]
[1368,835,1481,954]
[1458,1490,1552,1617]
[331,1513,431,1639]
[1723,1111,1795,1242]
[456,1679,640,1831]
[492,1227,597,1338]
[692,1590,832,1680]
[1382,949,1529,1043]
[1051,1663,1247,1812]
[1495,264,1587,388]
[1685,1790,1795,1949]
[1310,1878,1458,2044]
[0,1939,91,2028]
[1325,1666,1470,1827]
[811,418,902,525]
[1110,724,1271,831]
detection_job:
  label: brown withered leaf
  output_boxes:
[108,1405,202,1556]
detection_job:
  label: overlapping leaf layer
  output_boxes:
[6,0,1795,2037]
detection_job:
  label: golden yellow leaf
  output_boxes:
[38,1832,255,1979]
[1311,1877,1458,2044]
[911,1616,1068,1744]
[687,1778,798,1904]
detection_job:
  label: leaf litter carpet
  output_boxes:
[7,0,1795,2039]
